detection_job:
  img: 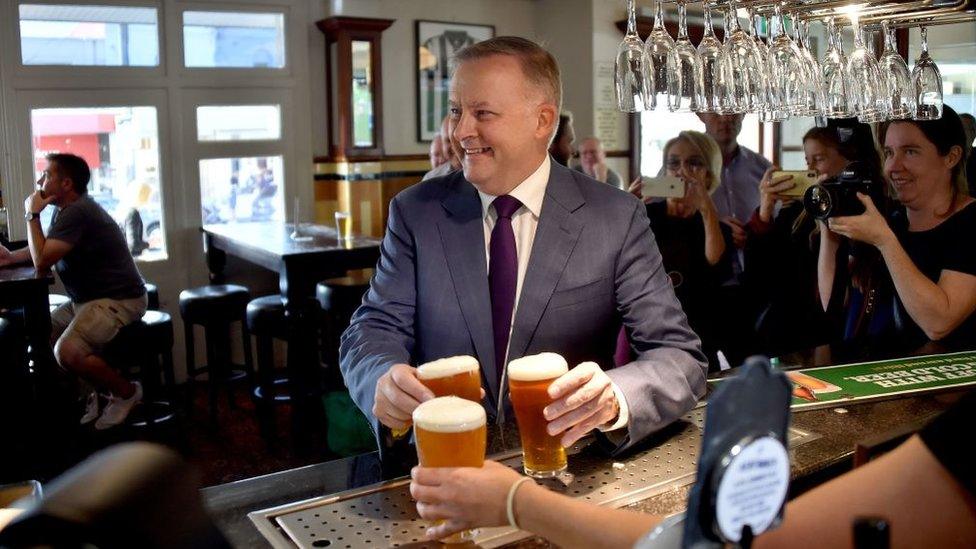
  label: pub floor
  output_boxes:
[3,380,348,488]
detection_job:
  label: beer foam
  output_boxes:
[417,355,479,380]
[413,396,486,433]
[507,352,569,382]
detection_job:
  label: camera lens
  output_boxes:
[803,185,833,219]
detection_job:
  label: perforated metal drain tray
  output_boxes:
[250,409,817,548]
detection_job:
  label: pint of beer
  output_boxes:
[508,352,569,478]
[417,355,482,403]
[413,396,487,543]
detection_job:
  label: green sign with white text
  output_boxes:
[709,351,976,409]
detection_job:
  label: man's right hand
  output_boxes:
[373,363,435,430]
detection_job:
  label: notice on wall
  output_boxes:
[594,61,623,151]
[709,351,976,409]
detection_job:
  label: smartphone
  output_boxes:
[773,170,819,197]
[641,175,685,199]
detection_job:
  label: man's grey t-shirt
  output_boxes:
[47,195,145,303]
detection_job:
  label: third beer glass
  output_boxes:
[508,352,569,478]
[413,396,487,543]
[417,355,482,403]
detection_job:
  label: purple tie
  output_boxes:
[489,195,522,387]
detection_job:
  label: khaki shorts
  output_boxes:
[51,295,148,361]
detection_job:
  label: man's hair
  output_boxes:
[453,36,562,112]
[553,113,574,146]
[46,153,90,194]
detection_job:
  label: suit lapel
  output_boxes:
[436,177,499,404]
[507,165,585,366]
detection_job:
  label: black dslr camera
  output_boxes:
[802,161,883,220]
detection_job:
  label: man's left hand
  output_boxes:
[827,193,896,249]
[543,362,619,447]
[24,190,54,216]
[721,216,748,249]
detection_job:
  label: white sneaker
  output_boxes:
[95,381,143,430]
[80,390,100,425]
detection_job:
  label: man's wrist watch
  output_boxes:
[25,211,40,222]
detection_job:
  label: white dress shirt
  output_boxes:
[477,156,629,432]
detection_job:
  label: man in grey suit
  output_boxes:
[340,37,706,454]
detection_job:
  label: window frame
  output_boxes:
[11,0,166,79]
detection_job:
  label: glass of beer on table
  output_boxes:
[508,352,569,478]
[417,355,482,402]
[413,396,487,543]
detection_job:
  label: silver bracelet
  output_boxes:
[506,477,533,529]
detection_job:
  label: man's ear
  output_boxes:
[537,103,558,141]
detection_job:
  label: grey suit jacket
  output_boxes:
[340,161,707,453]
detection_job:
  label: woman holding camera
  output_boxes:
[637,131,732,368]
[820,106,976,345]
[746,121,880,352]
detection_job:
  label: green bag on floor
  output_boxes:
[323,391,377,456]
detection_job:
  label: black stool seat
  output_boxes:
[145,283,160,310]
[315,269,373,313]
[246,295,286,337]
[179,284,255,428]
[105,310,176,428]
[49,293,70,308]
[179,284,250,322]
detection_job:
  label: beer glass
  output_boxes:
[413,396,487,543]
[508,352,569,478]
[417,355,482,403]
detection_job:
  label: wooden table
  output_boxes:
[0,264,55,378]
[202,223,381,435]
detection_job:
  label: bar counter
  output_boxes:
[202,342,970,548]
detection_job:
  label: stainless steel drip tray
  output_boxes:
[249,410,818,548]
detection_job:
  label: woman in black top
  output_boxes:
[823,105,976,347]
[747,121,881,353]
[644,131,733,368]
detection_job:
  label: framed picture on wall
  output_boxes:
[416,20,495,142]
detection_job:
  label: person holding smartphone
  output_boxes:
[746,120,881,352]
[633,131,732,369]
[819,106,976,347]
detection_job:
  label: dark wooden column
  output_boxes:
[317,17,395,160]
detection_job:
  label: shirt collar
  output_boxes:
[477,155,550,219]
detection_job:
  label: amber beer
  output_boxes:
[413,396,487,544]
[417,355,482,402]
[508,352,569,478]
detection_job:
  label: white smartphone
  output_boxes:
[641,176,685,199]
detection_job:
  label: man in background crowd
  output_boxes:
[697,112,770,365]
[424,115,461,181]
[575,136,622,189]
[548,113,575,166]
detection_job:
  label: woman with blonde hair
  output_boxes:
[642,130,732,369]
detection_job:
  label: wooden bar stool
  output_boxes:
[315,269,373,389]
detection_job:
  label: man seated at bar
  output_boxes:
[0,153,147,430]
[341,36,706,454]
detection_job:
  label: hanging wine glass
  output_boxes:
[668,0,702,112]
[847,13,890,123]
[722,0,765,113]
[615,0,653,112]
[912,26,943,120]
[716,8,740,114]
[821,17,853,118]
[747,8,779,122]
[697,4,727,113]
[767,4,805,117]
[794,18,824,118]
[878,21,914,119]
[644,0,676,110]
